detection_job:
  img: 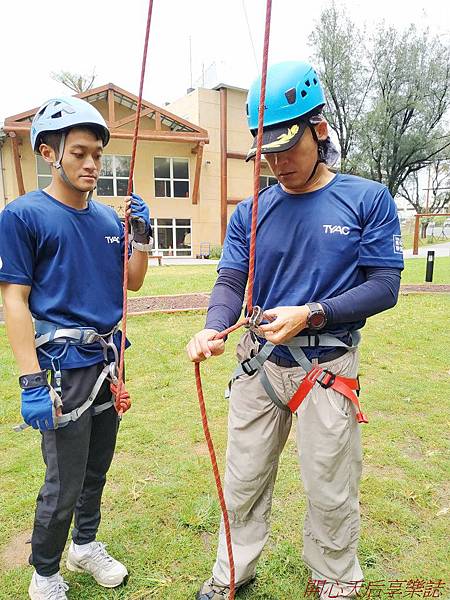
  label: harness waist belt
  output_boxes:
[267,347,348,368]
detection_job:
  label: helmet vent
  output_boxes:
[313,78,318,85]
[301,90,307,98]
[285,88,296,104]
[305,80,311,87]
[51,111,62,119]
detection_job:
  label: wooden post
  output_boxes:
[107,88,115,126]
[220,87,228,243]
[9,133,25,196]
[192,142,204,205]
[413,214,420,256]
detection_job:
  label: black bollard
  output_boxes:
[425,250,435,282]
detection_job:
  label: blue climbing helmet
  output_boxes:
[30,96,110,152]
[246,61,326,161]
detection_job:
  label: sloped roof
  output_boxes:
[3,83,209,144]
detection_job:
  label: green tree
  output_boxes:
[358,26,450,197]
[310,8,450,199]
[310,2,373,172]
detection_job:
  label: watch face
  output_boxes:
[310,312,325,328]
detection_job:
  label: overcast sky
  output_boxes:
[0,0,448,123]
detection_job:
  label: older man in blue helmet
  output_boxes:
[187,61,404,599]
[0,97,152,599]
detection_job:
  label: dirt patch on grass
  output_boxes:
[193,442,210,457]
[0,531,31,571]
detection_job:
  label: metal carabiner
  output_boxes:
[245,305,265,335]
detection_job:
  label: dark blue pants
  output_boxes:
[30,363,119,576]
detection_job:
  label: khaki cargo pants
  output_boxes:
[212,332,364,596]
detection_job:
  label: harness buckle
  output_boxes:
[308,334,321,347]
[317,369,336,389]
[81,330,99,344]
[241,358,257,376]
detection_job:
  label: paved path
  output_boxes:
[403,242,450,259]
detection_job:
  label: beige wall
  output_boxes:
[1,86,276,257]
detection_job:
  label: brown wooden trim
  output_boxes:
[9,133,25,196]
[113,107,154,129]
[220,88,228,243]
[227,151,267,163]
[99,83,209,136]
[110,130,208,143]
[3,124,208,144]
[155,111,161,130]
[4,82,208,138]
[192,142,204,205]
[3,125,31,133]
[107,88,115,126]
[227,198,245,205]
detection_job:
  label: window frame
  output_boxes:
[154,156,190,199]
[97,154,133,197]
[35,155,52,189]
[151,217,192,257]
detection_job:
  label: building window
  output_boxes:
[97,155,132,196]
[36,156,52,189]
[154,157,190,198]
[151,218,192,256]
[259,175,278,190]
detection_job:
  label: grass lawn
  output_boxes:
[0,291,449,599]
[401,257,449,285]
[128,265,218,297]
[128,258,449,299]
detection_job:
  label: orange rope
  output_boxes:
[116,0,154,414]
[193,2,272,597]
[247,0,272,314]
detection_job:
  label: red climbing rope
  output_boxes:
[116,0,155,415]
[194,2,273,598]
[247,0,273,314]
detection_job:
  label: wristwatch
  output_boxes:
[306,302,327,330]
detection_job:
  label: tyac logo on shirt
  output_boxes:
[323,224,350,235]
[105,236,120,244]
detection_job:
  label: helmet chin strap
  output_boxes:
[53,133,94,202]
[305,124,326,184]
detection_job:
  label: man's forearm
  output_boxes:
[205,268,247,331]
[320,267,401,324]
[127,249,149,291]
[1,290,40,375]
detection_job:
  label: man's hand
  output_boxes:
[186,329,225,362]
[21,385,57,431]
[126,193,152,245]
[259,305,311,345]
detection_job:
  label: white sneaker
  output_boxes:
[66,541,128,588]
[28,571,69,599]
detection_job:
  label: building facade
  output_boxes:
[0,83,276,258]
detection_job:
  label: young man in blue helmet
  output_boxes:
[0,97,152,599]
[187,61,404,599]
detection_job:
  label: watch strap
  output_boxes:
[19,370,48,390]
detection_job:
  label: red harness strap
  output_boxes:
[287,366,368,424]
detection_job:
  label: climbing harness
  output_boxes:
[228,330,368,423]
[14,320,130,432]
